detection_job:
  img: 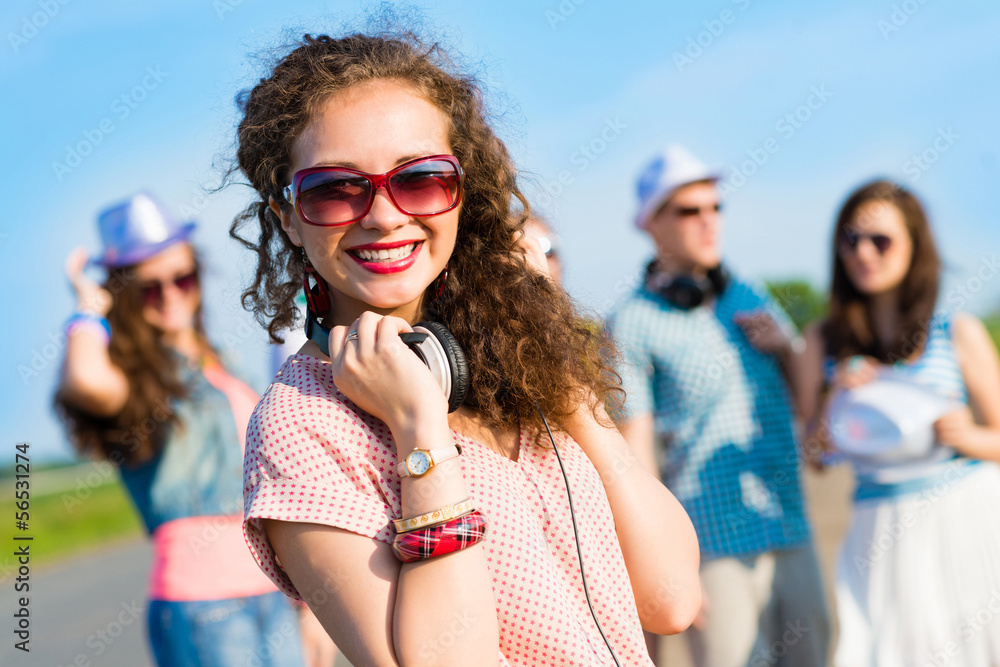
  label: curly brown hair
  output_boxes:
[822,179,941,363]
[54,252,210,467]
[229,30,621,431]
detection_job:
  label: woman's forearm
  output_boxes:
[564,404,701,635]
[389,419,499,666]
[59,325,129,417]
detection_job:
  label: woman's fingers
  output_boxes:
[835,355,878,389]
[65,246,89,284]
[65,246,113,315]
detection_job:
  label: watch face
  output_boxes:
[407,451,431,476]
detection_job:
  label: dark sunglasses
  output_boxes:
[670,202,722,218]
[840,229,893,255]
[283,154,464,227]
[140,270,199,306]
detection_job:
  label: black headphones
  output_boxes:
[645,259,730,310]
[306,310,470,413]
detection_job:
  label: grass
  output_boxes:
[0,473,144,574]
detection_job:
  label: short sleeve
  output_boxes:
[605,307,655,421]
[242,355,400,600]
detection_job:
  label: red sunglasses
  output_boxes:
[283,154,464,227]
[840,229,893,255]
[139,270,199,306]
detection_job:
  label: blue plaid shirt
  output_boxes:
[607,273,811,560]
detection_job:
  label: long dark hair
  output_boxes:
[54,249,211,467]
[229,30,621,431]
[822,180,941,363]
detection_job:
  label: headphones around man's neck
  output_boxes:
[645,259,730,310]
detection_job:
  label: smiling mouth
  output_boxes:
[348,242,419,263]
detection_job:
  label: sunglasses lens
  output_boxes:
[389,159,461,216]
[298,172,372,225]
[141,283,163,306]
[175,272,199,292]
[872,235,892,254]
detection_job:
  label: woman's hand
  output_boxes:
[65,246,112,316]
[934,406,981,454]
[831,354,879,391]
[327,311,449,435]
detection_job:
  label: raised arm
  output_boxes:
[564,399,701,635]
[262,312,499,667]
[58,247,129,417]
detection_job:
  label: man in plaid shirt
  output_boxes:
[606,146,829,667]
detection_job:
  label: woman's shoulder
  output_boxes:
[246,353,396,478]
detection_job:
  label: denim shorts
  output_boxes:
[148,591,305,667]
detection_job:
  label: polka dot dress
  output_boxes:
[243,354,654,666]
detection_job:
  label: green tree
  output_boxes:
[984,311,1000,351]
[764,279,827,332]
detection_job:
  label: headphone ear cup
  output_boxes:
[662,276,704,310]
[707,263,730,296]
[414,321,469,413]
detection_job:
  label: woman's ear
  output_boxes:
[270,196,302,247]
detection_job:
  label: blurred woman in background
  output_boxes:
[54,192,332,667]
[798,180,1000,667]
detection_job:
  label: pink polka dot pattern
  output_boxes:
[243,354,653,666]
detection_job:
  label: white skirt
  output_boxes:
[833,462,1000,667]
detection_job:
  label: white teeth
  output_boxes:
[355,243,416,262]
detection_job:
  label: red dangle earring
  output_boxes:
[302,251,332,316]
[432,263,449,301]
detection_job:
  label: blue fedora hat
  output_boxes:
[93,192,196,268]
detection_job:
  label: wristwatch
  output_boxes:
[396,443,463,478]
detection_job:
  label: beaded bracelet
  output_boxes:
[392,510,487,563]
[64,312,112,346]
[393,498,475,534]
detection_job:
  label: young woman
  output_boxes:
[55,193,331,667]
[231,31,700,666]
[798,180,1000,667]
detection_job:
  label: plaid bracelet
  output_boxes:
[391,510,487,563]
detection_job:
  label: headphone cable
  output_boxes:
[534,401,622,667]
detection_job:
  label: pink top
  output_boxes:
[148,358,278,601]
[243,354,653,666]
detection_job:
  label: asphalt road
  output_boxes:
[0,465,855,667]
[0,539,154,667]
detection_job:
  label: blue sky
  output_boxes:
[3,0,999,460]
